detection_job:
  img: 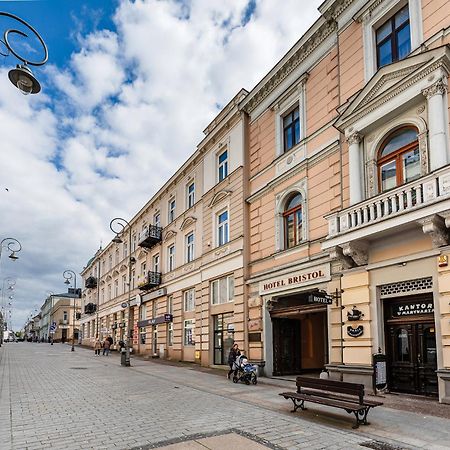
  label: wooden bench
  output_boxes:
[279,376,383,428]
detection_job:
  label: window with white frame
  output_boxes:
[122,275,127,294]
[211,276,234,305]
[217,210,229,246]
[115,249,119,265]
[168,321,173,346]
[168,198,176,223]
[131,270,135,290]
[101,288,105,303]
[123,242,128,259]
[63,311,68,322]
[218,150,228,182]
[167,295,173,314]
[186,233,194,263]
[114,279,119,297]
[141,262,146,277]
[187,181,195,209]
[153,254,160,273]
[184,288,195,312]
[183,319,195,345]
[107,284,111,301]
[167,245,175,272]
[153,212,161,228]
[132,233,137,252]
[139,303,146,344]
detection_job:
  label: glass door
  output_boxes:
[213,313,234,365]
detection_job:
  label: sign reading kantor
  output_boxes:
[259,264,330,295]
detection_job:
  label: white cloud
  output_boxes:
[0,0,322,330]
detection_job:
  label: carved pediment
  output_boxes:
[112,270,119,277]
[137,250,148,259]
[180,216,197,231]
[119,264,127,273]
[208,190,232,208]
[106,274,112,281]
[334,47,450,131]
[164,229,177,240]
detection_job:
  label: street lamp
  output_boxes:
[62,270,78,352]
[0,237,22,267]
[110,217,134,367]
[0,12,48,94]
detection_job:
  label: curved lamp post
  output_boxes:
[0,237,22,266]
[0,12,48,94]
[63,270,77,352]
[110,217,133,367]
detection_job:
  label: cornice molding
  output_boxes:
[164,229,177,240]
[179,216,197,231]
[241,20,337,115]
[208,190,232,208]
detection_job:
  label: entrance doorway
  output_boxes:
[213,313,234,365]
[271,293,328,376]
[61,329,67,343]
[384,297,437,396]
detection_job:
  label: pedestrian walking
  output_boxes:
[103,337,111,356]
[94,338,102,356]
[227,343,240,379]
[107,335,113,347]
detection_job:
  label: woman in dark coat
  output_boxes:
[227,343,240,379]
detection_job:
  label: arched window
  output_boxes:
[378,127,419,192]
[283,193,302,248]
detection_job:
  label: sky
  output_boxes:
[0,0,323,331]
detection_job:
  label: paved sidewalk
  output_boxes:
[0,343,448,450]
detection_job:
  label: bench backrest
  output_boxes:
[296,376,364,404]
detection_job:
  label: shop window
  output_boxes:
[283,193,303,248]
[378,127,419,192]
[183,319,195,345]
[376,5,410,69]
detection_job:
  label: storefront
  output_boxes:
[259,263,332,377]
[384,295,437,396]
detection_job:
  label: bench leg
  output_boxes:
[350,407,371,429]
[290,398,307,413]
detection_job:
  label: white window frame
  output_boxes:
[361,0,423,81]
[168,198,176,223]
[122,275,127,294]
[63,311,68,322]
[183,319,195,346]
[114,279,119,297]
[217,209,229,247]
[168,322,173,346]
[183,288,195,312]
[167,245,175,272]
[186,232,194,263]
[153,212,161,228]
[217,149,228,182]
[153,254,160,273]
[187,181,195,209]
[210,276,234,305]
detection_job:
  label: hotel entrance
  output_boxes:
[270,292,328,376]
[384,296,438,396]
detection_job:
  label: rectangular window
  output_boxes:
[218,150,228,182]
[123,243,128,259]
[168,198,176,223]
[217,210,229,246]
[183,319,195,346]
[153,254,160,273]
[187,182,195,209]
[141,262,146,277]
[184,288,195,312]
[167,295,173,315]
[122,275,127,294]
[186,233,194,263]
[63,311,68,322]
[132,233,137,252]
[152,300,157,318]
[107,284,111,301]
[153,212,161,228]
[109,255,112,270]
[101,288,105,303]
[168,245,175,272]
[114,279,119,297]
[131,270,135,290]
[211,276,234,305]
[376,6,410,68]
[115,249,119,265]
[283,106,300,152]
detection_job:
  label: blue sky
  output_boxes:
[0,0,323,330]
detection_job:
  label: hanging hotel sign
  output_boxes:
[259,264,330,295]
[137,314,173,328]
[308,292,332,305]
[347,325,364,337]
[392,300,434,317]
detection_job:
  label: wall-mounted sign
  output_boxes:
[259,264,330,295]
[137,314,173,328]
[347,306,363,321]
[308,293,332,305]
[121,302,128,309]
[392,300,434,317]
[142,287,167,302]
[347,325,364,337]
[438,255,448,267]
[373,353,387,390]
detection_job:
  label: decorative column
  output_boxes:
[423,79,449,171]
[347,132,363,205]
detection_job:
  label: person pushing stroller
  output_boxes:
[232,354,257,385]
[227,343,240,379]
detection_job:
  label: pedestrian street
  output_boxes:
[1,343,449,450]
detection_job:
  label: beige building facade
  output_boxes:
[80,90,247,368]
[241,0,450,404]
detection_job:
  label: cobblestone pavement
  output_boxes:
[0,344,448,450]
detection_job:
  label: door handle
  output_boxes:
[417,354,422,364]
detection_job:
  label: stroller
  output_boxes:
[232,354,257,385]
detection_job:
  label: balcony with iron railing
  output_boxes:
[85,276,97,289]
[138,271,162,291]
[323,165,450,250]
[138,225,163,249]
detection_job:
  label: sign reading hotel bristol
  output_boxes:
[259,264,330,295]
